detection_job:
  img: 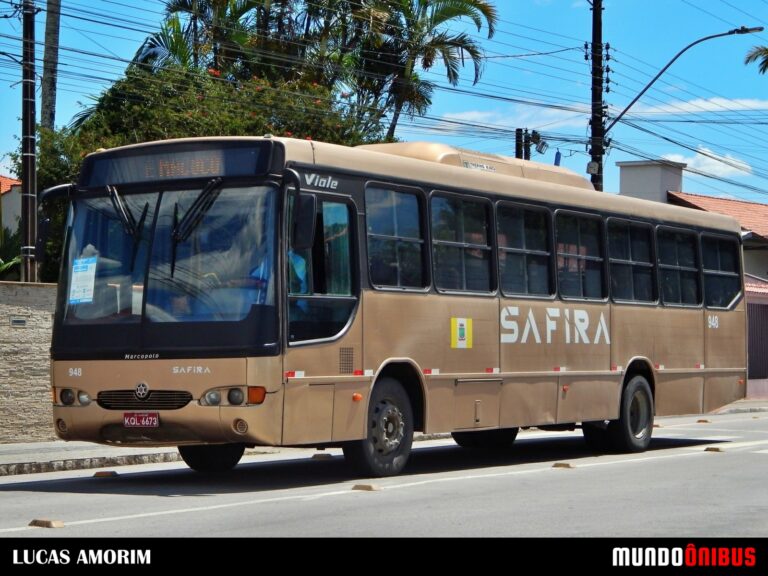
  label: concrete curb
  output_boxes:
[0,452,181,477]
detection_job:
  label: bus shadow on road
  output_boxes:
[0,436,724,498]
[405,435,724,475]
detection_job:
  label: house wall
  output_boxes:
[1,184,21,234]
[744,249,768,281]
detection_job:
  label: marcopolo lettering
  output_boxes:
[500,306,610,345]
[303,173,339,190]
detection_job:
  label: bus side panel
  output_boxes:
[556,376,620,424]
[454,379,501,430]
[282,300,364,445]
[703,298,747,412]
[363,291,498,433]
[613,306,705,416]
[282,382,334,444]
[654,304,705,415]
[655,376,703,416]
[611,305,656,370]
[499,377,557,428]
[704,375,745,413]
[500,299,615,426]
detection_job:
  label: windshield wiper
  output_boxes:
[172,177,224,243]
[170,177,224,277]
[107,185,137,237]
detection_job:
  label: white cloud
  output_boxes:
[630,97,768,116]
[441,104,589,133]
[663,146,752,178]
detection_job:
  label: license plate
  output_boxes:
[123,412,159,428]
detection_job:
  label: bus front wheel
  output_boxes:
[178,443,245,473]
[343,378,413,477]
[608,375,654,453]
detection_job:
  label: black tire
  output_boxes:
[452,428,519,450]
[582,421,611,452]
[178,443,245,473]
[343,378,413,477]
[608,375,654,453]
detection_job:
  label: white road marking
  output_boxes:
[0,450,709,533]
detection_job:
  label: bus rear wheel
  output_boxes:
[343,378,413,477]
[178,443,245,473]
[608,375,654,453]
[452,428,519,450]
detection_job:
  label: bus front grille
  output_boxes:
[97,390,193,410]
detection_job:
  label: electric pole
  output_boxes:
[588,0,606,191]
[21,0,37,282]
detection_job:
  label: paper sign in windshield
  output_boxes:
[69,257,97,304]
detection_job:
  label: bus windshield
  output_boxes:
[56,184,278,356]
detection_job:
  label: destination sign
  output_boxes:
[80,142,271,187]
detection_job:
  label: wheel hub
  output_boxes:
[629,390,650,438]
[373,401,405,455]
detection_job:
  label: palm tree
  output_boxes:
[133,14,195,71]
[745,45,768,74]
[165,0,262,74]
[41,0,62,130]
[383,0,497,139]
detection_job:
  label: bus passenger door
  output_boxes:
[282,193,366,445]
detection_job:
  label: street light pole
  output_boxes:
[593,25,763,191]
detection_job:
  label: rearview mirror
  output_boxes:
[292,193,316,250]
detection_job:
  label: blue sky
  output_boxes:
[1,0,767,201]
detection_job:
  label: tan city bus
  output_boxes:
[43,137,746,477]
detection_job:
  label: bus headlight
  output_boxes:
[60,388,75,405]
[204,390,221,406]
[227,388,244,405]
[77,391,91,406]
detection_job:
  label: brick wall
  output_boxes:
[0,282,57,442]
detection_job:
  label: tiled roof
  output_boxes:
[0,175,20,195]
[668,191,768,239]
[745,274,768,296]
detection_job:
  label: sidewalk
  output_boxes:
[1,398,766,477]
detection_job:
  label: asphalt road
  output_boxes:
[1,411,767,537]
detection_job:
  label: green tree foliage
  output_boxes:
[75,66,374,146]
[128,0,498,136]
[745,45,768,74]
[0,228,21,281]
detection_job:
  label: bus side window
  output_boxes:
[497,203,553,297]
[702,235,740,308]
[556,213,605,299]
[657,228,701,306]
[608,219,655,303]
[431,194,493,293]
[365,186,427,289]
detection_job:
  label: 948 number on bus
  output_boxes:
[123,412,159,428]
